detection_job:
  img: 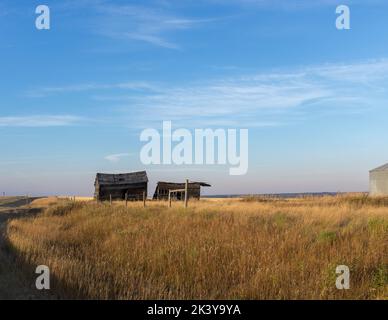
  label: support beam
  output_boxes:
[184,179,188,208]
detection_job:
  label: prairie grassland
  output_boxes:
[0,197,51,299]
[5,195,388,299]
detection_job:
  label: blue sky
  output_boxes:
[1,0,388,196]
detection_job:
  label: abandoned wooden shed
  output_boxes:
[94,171,148,201]
[153,181,211,200]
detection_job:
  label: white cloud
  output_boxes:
[24,59,388,128]
[203,0,384,10]
[115,59,388,127]
[27,81,158,97]
[89,3,217,49]
[47,1,215,49]
[122,32,180,49]
[104,153,132,163]
[0,115,82,127]
[312,60,388,84]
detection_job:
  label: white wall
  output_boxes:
[370,170,388,196]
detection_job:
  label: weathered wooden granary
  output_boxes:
[370,163,388,196]
[94,171,148,201]
[153,181,210,200]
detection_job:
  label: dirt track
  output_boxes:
[0,197,51,300]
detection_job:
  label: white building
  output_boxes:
[370,163,388,196]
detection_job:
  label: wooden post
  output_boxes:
[110,194,112,206]
[143,191,146,208]
[125,192,128,207]
[168,191,172,208]
[184,179,188,208]
[26,194,29,206]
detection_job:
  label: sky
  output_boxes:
[1,0,388,196]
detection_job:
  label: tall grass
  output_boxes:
[6,196,388,299]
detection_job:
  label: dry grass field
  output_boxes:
[3,195,388,299]
[0,197,51,299]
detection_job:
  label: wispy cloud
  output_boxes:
[104,153,132,163]
[311,60,388,84]
[27,82,158,97]
[0,115,83,127]
[56,1,218,49]
[118,59,388,128]
[204,0,384,10]
[121,33,180,49]
[25,59,388,128]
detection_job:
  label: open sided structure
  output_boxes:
[153,181,210,200]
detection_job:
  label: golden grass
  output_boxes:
[5,195,388,300]
[28,197,65,208]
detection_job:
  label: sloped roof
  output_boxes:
[370,163,388,172]
[157,181,211,187]
[95,171,148,186]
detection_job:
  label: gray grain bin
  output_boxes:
[369,163,388,196]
